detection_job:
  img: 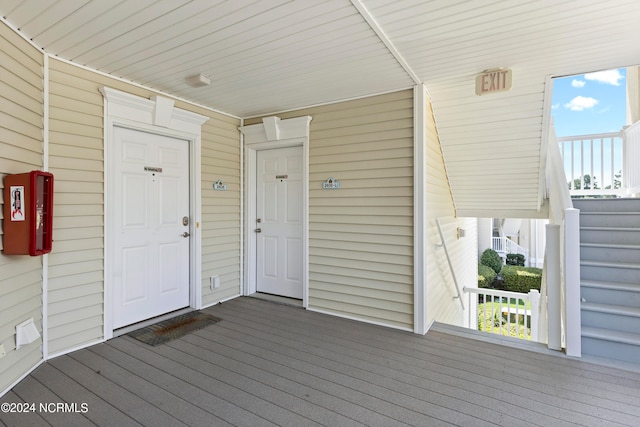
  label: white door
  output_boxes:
[112,126,191,328]
[256,146,303,299]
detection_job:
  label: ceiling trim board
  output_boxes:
[350,0,421,85]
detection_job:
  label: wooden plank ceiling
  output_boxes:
[2,0,640,216]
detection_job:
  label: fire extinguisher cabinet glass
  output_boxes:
[3,171,54,256]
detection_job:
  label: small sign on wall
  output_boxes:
[213,179,227,191]
[10,185,25,221]
[475,68,512,96]
[322,177,340,189]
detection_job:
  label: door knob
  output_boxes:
[181,232,190,237]
[255,228,262,233]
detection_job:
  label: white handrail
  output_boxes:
[435,218,464,310]
[464,286,540,342]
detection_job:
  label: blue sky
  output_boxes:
[551,68,626,137]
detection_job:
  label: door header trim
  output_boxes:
[239,115,312,144]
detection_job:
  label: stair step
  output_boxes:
[581,302,640,334]
[573,198,640,212]
[581,326,640,364]
[579,212,640,228]
[581,260,640,283]
[581,260,640,269]
[579,227,640,245]
[581,280,640,307]
[582,302,640,316]
[582,326,640,346]
[580,243,640,263]
[576,199,640,364]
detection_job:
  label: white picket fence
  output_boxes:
[464,286,540,341]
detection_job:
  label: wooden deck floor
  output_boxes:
[2,296,639,426]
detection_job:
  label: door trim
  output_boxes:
[101,87,209,339]
[240,116,311,307]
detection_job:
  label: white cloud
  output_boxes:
[552,103,560,110]
[564,96,598,111]
[584,69,624,86]
[571,79,585,88]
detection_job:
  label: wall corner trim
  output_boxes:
[413,84,428,334]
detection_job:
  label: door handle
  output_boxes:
[181,232,190,237]
[255,228,262,233]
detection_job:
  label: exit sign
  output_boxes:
[475,68,512,95]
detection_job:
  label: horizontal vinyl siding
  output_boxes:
[254,90,414,330]
[47,60,108,355]
[46,58,241,355]
[201,113,242,306]
[433,73,544,217]
[424,97,476,327]
[0,21,43,393]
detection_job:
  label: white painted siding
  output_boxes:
[200,113,242,306]
[424,96,477,327]
[0,20,44,393]
[46,58,241,354]
[47,60,106,355]
[248,90,414,330]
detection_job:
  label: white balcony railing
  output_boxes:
[491,236,528,258]
[557,132,625,197]
[464,287,540,342]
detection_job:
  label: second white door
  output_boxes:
[256,146,303,299]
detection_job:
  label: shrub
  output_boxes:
[478,263,497,288]
[480,248,502,274]
[499,265,542,293]
[506,253,525,266]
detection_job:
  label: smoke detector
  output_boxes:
[186,73,211,87]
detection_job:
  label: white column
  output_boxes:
[623,121,640,196]
[413,84,428,334]
[477,218,493,258]
[546,224,562,351]
[564,208,581,357]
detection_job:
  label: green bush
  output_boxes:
[478,263,497,288]
[499,265,542,293]
[506,253,525,266]
[480,248,503,274]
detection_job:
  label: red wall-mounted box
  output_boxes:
[3,171,54,256]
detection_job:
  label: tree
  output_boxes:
[604,170,622,190]
[569,174,599,190]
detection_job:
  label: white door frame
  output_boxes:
[240,116,311,307]
[101,87,209,339]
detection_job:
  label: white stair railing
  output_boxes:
[557,132,625,197]
[464,287,540,342]
[546,124,581,356]
[491,236,529,258]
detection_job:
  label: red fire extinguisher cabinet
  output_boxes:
[3,171,54,256]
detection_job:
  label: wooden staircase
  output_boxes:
[573,198,640,364]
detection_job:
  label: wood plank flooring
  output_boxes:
[2,296,639,426]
